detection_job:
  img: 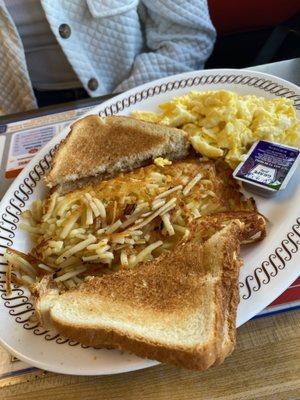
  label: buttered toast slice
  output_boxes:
[46,115,189,193]
[49,221,243,370]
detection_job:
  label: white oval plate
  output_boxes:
[0,69,299,375]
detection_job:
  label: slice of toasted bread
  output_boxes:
[49,221,242,370]
[46,115,189,193]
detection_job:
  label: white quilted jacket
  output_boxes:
[0,0,216,115]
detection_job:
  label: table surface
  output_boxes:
[1,311,299,400]
[1,59,300,399]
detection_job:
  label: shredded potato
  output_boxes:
[4,159,256,292]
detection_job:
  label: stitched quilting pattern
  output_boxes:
[0,2,37,115]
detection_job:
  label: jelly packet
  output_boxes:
[233,140,300,196]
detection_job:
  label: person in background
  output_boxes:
[0,0,215,115]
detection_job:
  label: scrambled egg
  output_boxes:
[133,90,300,168]
[154,157,172,167]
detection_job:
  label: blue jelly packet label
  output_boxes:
[233,140,300,192]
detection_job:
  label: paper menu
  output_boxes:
[5,125,56,179]
[0,346,36,383]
